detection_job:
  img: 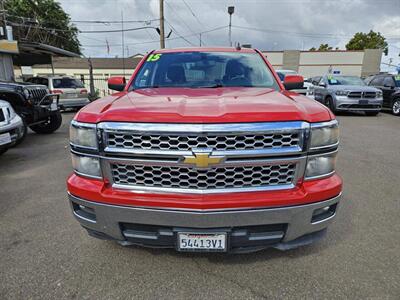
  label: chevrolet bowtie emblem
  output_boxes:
[183,150,224,168]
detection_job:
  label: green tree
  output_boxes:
[346,30,388,55]
[309,44,333,51]
[5,0,81,54]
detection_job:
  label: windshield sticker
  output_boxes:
[147,54,162,62]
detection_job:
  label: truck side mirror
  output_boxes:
[319,82,327,88]
[283,74,304,90]
[108,77,126,91]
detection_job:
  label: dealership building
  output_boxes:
[262,49,382,78]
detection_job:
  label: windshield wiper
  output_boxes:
[135,85,160,89]
[194,83,225,88]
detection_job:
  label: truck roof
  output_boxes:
[153,47,257,54]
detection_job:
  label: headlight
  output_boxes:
[305,152,337,179]
[71,153,101,178]
[335,90,348,96]
[70,121,98,149]
[23,89,30,99]
[376,91,383,98]
[310,120,339,150]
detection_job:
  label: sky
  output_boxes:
[58,0,400,72]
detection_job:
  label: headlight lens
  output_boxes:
[376,91,383,98]
[335,90,348,96]
[305,152,337,179]
[310,120,339,149]
[70,121,97,149]
[71,153,101,178]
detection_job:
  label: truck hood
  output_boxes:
[76,87,333,124]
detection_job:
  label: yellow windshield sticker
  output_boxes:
[147,54,162,62]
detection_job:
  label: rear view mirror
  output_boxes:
[283,75,304,90]
[108,77,126,91]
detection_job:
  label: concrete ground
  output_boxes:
[0,111,399,300]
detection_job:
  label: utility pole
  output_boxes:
[199,33,202,47]
[121,10,125,77]
[228,6,234,47]
[159,0,165,49]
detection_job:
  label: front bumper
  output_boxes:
[59,98,90,109]
[68,192,341,252]
[0,115,24,149]
[335,96,383,111]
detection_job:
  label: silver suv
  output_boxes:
[314,75,383,116]
[27,76,90,109]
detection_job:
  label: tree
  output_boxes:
[309,44,333,51]
[4,0,81,54]
[346,30,388,55]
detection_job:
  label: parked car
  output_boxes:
[0,100,25,155]
[0,81,62,140]
[67,48,342,253]
[313,75,383,116]
[304,76,322,98]
[366,74,400,116]
[26,76,89,110]
[276,69,312,97]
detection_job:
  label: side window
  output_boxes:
[383,77,395,87]
[370,76,384,86]
[318,77,326,86]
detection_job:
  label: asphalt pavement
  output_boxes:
[1,111,399,299]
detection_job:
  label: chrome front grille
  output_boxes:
[111,163,296,191]
[98,121,308,193]
[106,132,300,151]
[347,91,376,98]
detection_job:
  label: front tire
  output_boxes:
[13,116,27,146]
[29,112,62,134]
[326,96,336,114]
[0,147,8,155]
[392,98,400,116]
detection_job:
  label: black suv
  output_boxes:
[0,81,62,142]
[366,74,400,116]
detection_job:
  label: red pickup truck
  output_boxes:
[67,47,342,253]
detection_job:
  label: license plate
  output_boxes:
[0,132,11,145]
[178,233,227,252]
[359,100,369,105]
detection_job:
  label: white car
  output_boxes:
[0,100,25,155]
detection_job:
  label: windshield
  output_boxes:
[53,78,84,88]
[327,76,365,86]
[395,75,400,87]
[132,52,279,90]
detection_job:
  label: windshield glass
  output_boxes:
[53,78,84,88]
[132,52,279,89]
[327,76,365,86]
[395,75,400,87]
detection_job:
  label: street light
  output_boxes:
[228,6,234,47]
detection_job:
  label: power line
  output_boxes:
[164,0,200,45]
[165,18,196,46]
[72,18,159,24]
[81,25,228,48]
[80,26,157,33]
[182,0,205,28]
[232,25,400,39]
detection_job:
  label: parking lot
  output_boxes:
[0,111,399,299]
